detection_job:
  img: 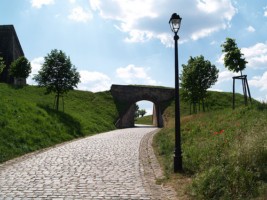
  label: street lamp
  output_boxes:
[169,13,183,172]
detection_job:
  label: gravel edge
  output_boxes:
[139,128,178,200]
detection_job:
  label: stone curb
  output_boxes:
[139,128,177,200]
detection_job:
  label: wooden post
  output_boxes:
[233,77,235,110]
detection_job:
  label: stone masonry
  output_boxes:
[0,127,177,199]
[111,85,174,128]
[0,25,24,84]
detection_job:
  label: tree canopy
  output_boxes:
[221,38,247,74]
[0,57,6,74]
[34,49,80,111]
[9,56,31,79]
[181,55,219,113]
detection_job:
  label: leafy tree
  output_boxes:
[181,55,219,113]
[34,49,80,111]
[9,56,31,84]
[221,38,247,75]
[0,57,6,74]
[139,109,146,117]
[134,104,140,118]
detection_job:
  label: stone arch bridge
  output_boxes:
[111,85,174,128]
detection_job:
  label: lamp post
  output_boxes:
[169,13,183,172]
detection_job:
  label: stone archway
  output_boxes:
[111,85,174,128]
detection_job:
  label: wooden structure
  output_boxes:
[232,75,252,109]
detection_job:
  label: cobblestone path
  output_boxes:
[0,126,164,199]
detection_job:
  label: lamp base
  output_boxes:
[174,155,183,172]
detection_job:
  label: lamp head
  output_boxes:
[169,13,182,33]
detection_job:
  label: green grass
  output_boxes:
[0,83,119,163]
[135,115,153,125]
[154,96,267,199]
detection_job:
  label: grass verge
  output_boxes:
[154,101,267,199]
[0,83,118,163]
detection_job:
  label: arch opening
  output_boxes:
[134,100,154,126]
[111,84,174,129]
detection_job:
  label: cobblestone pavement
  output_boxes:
[0,126,175,199]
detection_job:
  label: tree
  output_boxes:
[181,55,219,113]
[34,49,80,111]
[221,38,247,75]
[0,57,6,74]
[134,104,140,118]
[9,56,31,85]
[221,38,251,108]
[139,109,146,117]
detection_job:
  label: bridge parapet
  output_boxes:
[111,85,174,128]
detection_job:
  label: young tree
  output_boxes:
[221,38,247,75]
[9,56,31,85]
[0,57,6,74]
[34,49,80,111]
[221,38,251,108]
[181,55,219,113]
[139,109,147,117]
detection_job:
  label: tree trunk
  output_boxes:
[56,93,60,111]
[202,99,205,112]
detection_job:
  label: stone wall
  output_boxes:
[0,25,24,84]
[111,85,174,128]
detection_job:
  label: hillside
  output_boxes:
[0,83,119,163]
[153,96,267,199]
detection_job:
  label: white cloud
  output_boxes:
[69,0,76,3]
[242,42,267,69]
[89,0,236,47]
[27,57,44,85]
[264,7,267,17]
[78,70,111,92]
[217,42,267,70]
[248,71,267,91]
[27,58,110,92]
[116,64,157,85]
[217,70,239,84]
[207,88,223,92]
[68,6,93,22]
[246,26,255,32]
[31,0,55,8]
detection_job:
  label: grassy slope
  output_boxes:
[135,115,153,125]
[154,92,267,199]
[0,83,118,163]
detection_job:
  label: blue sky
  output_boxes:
[1,0,267,114]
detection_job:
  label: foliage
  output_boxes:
[0,83,119,163]
[33,49,80,111]
[139,109,147,117]
[256,101,267,111]
[0,57,6,74]
[181,55,219,113]
[9,56,31,79]
[154,102,267,199]
[134,104,140,118]
[221,38,247,74]
[135,115,152,125]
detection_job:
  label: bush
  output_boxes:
[191,164,259,200]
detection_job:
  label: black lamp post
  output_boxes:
[169,13,183,172]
